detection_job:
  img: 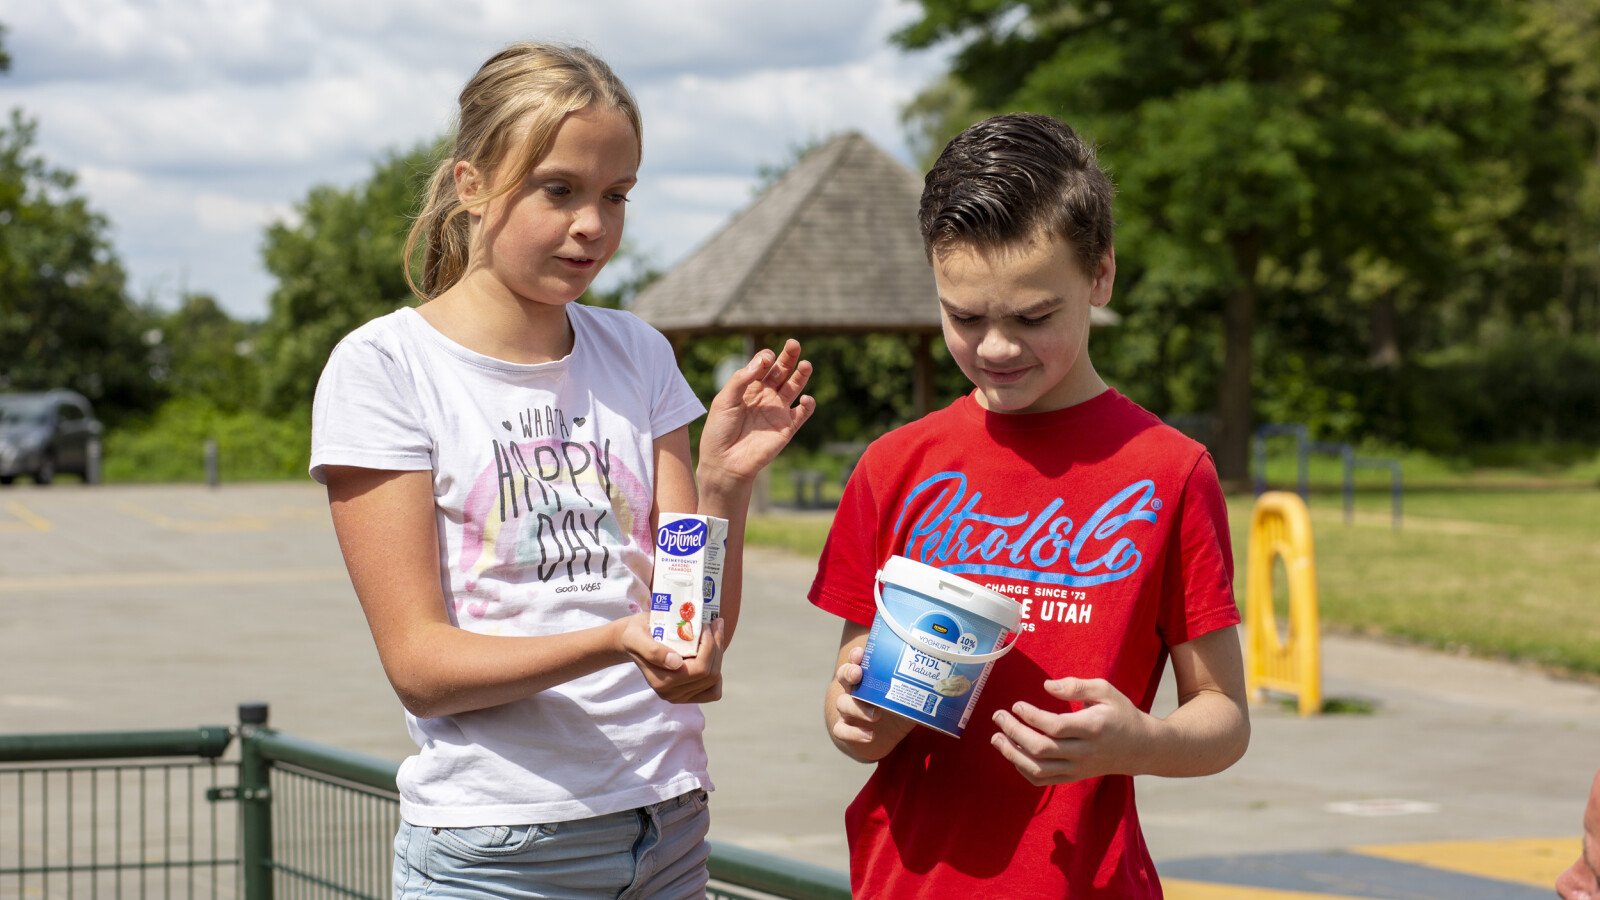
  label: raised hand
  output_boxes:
[698,340,815,485]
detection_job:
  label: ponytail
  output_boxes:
[404,159,472,301]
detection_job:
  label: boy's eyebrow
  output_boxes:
[939,297,1064,317]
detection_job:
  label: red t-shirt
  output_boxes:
[808,389,1239,898]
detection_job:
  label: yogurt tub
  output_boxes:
[853,555,1022,738]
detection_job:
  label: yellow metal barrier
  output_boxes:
[1244,491,1322,716]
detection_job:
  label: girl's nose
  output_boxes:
[570,202,607,242]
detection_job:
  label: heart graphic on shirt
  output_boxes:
[572,416,587,427]
[501,420,513,431]
[466,601,488,619]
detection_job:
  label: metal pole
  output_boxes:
[204,440,220,488]
[1390,461,1403,532]
[1252,435,1266,497]
[238,702,273,900]
[1296,427,1310,501]
[1342,446,1355,525]
[87,438,102,485]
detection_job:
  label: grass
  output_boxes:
[746,485,1600,678]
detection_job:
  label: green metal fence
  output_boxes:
[0,704,850,899]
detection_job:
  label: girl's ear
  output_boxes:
[454,160,483,216]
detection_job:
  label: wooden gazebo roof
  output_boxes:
[632,130,1118,337]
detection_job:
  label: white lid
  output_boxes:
[878,555,1021,629]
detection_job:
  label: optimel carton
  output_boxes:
[649,513,728,658]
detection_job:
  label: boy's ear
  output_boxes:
[453,160,484,216]
[1089,247,1116,308]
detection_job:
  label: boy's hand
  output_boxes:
[990,677,1154,785]
[617,613,725,704]
[829,645,915,758]
[697,340,815,487]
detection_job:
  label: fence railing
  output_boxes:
[0,703,851,899]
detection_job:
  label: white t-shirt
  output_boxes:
[310,303,708,827]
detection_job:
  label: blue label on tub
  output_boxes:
[657,519,708,556]
[853,581,1011,738]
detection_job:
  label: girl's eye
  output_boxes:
[543,183,571,199]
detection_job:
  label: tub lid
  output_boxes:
[879,555,1021,628]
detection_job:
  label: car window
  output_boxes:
[59,403,83,422]
[0,400,50,426]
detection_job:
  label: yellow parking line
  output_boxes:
[1165,879,1369,899]
[115,502,272,533]
[1352,836,1579,888]
[0,500,52,532]
[0,567,349,594]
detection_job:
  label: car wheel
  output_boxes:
[35,454,55,485]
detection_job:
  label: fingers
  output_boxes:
[1043,676,1110,704]
[990,730,1078,786]
[993,708,1074,759]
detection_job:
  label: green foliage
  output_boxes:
[0,110,159,424]
[1401,333,1600,460]
[146,293,262,413]
[101,396,309,483]
[255,143,439,415]
[895,0,1599,475]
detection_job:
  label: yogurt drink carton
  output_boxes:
[649,513,728,658]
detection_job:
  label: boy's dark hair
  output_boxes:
[919,112,1114,275]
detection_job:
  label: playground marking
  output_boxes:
[0,500,52,532]
[1164,880,1367,899]
[115,501,274,533]
[1324,798,1439,817]
[0,566,349,594]
[1352,837,1580,888]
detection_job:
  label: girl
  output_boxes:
[309,43,814,898]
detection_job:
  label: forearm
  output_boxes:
[380,619,627,719]
[1138,687,1250,777]
[695,469,754,645]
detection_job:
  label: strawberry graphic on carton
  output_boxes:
[649,513,728,658]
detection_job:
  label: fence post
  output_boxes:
[238,702,274,900]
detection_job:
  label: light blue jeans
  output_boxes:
[392,790,710,899]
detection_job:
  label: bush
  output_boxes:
[1401,333,1600,460]
[102,397,309,483]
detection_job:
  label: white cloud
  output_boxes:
[3,0,952,320]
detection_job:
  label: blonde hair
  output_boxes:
[404,43,643,300]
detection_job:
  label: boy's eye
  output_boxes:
[946,312,979,325]
[1018,314,1054,327]
[606,192,631,204]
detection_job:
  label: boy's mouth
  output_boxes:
[558,256,597,270]
[980,366,1030,385]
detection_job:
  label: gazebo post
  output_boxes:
[911,332,934,420]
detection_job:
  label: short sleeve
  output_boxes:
[1157,452,1241,645]
[807,447,882,627]
[643,325,704,436]
[308,334,434,484]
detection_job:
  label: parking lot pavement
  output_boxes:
[2,482,1594,894]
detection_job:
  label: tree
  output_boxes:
[895,1,1573,483]
[0,101,157,421]
[146,293,261,413]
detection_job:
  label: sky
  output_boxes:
[0,0,953,322]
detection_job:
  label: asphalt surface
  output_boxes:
[1,482,1594,897]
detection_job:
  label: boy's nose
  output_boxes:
[976,329,1022,362]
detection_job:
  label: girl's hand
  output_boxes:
[616,613,726,704]
[989,677,1155,785]
[698,340,815,486]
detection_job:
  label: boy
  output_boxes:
[811,112,1250,897]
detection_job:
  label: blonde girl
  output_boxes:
[310,42,813,898]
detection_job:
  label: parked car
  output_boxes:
[0,390,102,485]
